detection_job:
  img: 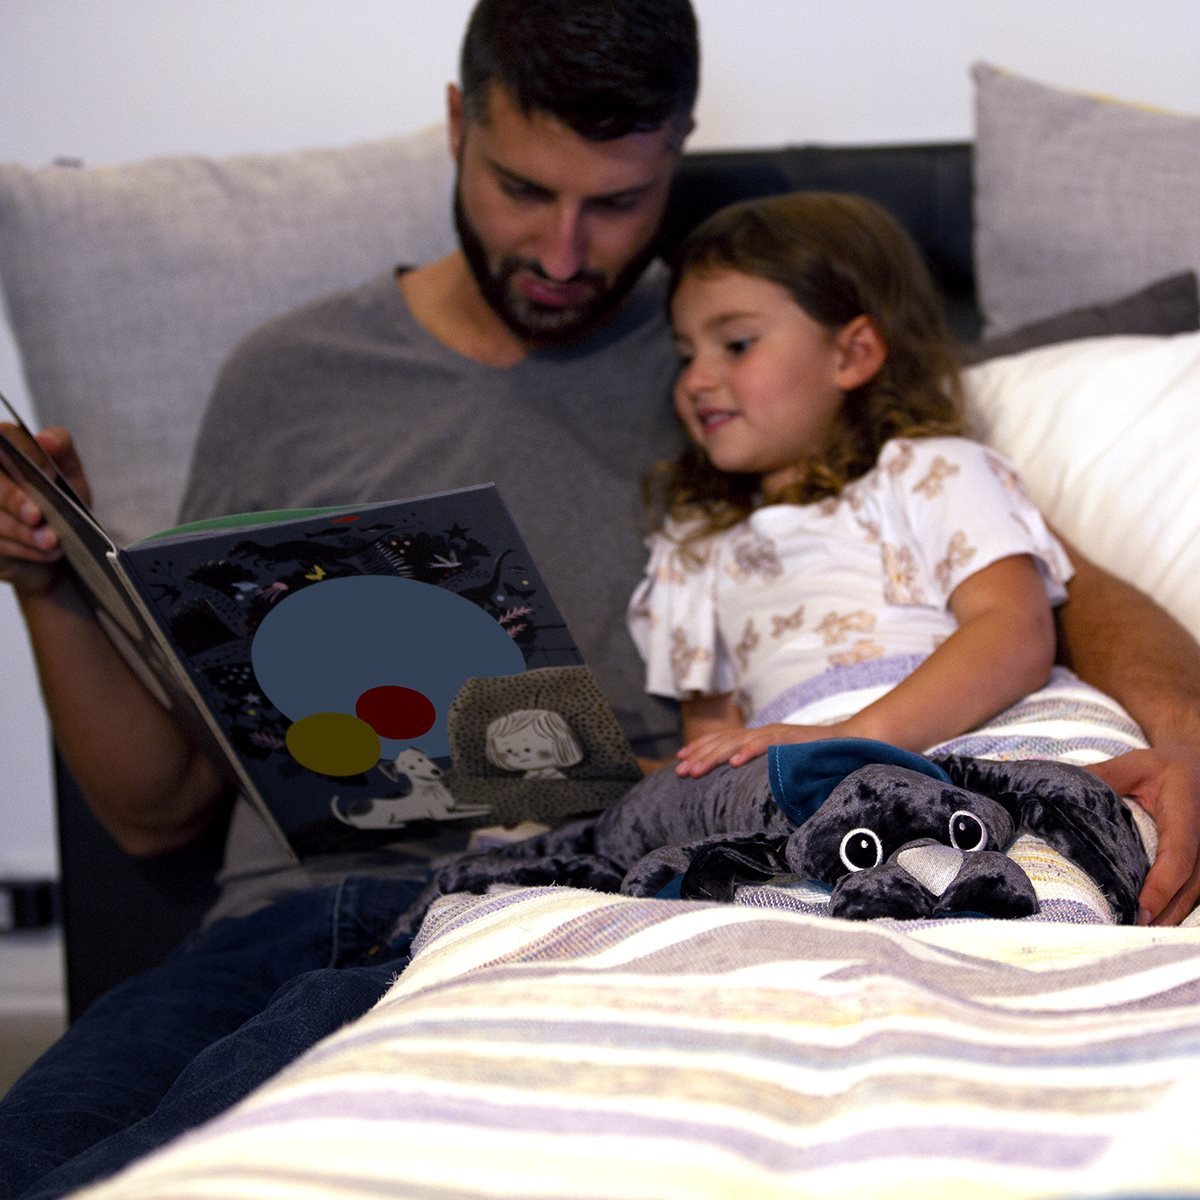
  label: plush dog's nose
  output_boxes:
[895,841,963,897]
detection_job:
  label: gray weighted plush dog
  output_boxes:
[393,739,1150,939]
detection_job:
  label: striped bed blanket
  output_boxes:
[68,663,1196,1199]
[759,659,1148,768]
[73,884,1200,1199]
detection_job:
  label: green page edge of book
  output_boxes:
[140,505,351,541]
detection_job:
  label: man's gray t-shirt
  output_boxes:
[181,265,683,919]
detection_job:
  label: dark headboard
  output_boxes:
[57,140,977,1020]
[667,142,977,338]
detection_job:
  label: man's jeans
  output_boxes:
[0,874,423,1200]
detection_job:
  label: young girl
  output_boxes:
[628,191,1073,779]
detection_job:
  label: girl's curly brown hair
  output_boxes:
[650,191,965,543]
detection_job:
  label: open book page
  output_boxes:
[117,486,639,856]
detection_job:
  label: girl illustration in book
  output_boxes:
[628,191,1095,779]
[485,708,585,779]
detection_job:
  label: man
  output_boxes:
[1,0,1199,1194]
[0,2,699,1195]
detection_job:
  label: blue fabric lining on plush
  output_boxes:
[767,738,953,827]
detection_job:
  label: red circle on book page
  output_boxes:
[356,685,436,740]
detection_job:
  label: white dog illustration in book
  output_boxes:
[330,748,489,828]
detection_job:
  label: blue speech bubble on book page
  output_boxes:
[251,575,524,765]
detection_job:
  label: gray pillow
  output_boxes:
[963,271,1200,365]
[0,126,455,544]
[973,63,1200,338]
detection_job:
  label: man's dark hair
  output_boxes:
[460,0,699,142]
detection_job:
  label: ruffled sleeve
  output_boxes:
[626,523,736,700]
[877,437,1073,608]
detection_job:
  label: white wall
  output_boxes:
[2,0,1198,876]
[4,0,1198,164]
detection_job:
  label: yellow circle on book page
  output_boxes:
[285,712,382,777]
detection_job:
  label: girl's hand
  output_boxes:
[675,721,842,778]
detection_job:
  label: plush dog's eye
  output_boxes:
[839,827,883,872]
[948,810,986,852]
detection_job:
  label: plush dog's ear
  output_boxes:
[767,738,952,826]
[933,754,1150,924]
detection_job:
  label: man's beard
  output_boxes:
[453,187,659,347]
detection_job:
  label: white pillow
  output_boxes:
[963,331,1200,645]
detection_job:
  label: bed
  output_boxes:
[3,61,1200,1197]
[59,887,1200,1198]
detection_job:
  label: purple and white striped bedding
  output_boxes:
[758,660,1147,769]
[70,882,1200,1200]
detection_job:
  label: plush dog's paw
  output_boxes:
[830,861,937,920]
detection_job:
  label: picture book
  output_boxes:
[0,399,642,859]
